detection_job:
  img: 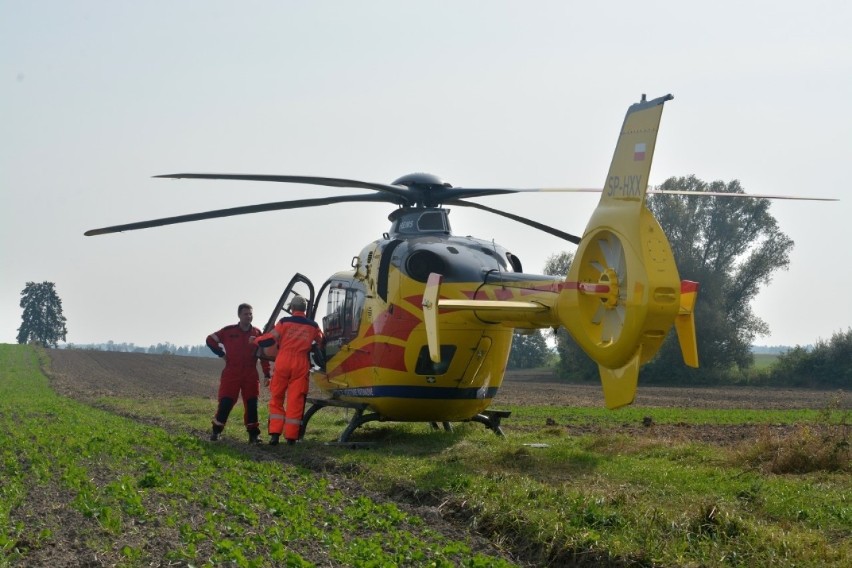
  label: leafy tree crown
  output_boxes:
[17,281,68,348]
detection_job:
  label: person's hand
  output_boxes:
[263,377,271,388]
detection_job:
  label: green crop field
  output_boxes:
[752,352,779,370]
[1,344,849,567]
[0,345,511,567]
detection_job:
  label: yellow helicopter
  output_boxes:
[83,94,735,441]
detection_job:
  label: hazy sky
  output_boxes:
[2,1,850,349]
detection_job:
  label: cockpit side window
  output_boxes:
[323,282,367,356]
[345,287,366,337]
[323,287,345,357]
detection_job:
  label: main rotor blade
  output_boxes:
[463,186,839,202]
[85,193,394,236]
[648,189,838,201]
[446,200,582,245]
[476,187,839,201]
[439,187,602,201]
[154,173,412,200]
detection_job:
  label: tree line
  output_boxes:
[62,341,218,358]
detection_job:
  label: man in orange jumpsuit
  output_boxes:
[254,295,323,446]
[206,303,271,443]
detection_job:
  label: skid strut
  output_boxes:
[301,398,377,443]
[467,409,511,437]
[302,397,512,442]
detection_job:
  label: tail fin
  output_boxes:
[675,280,700,367]
[558,94,684,409]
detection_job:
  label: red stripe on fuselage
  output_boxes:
[578,283,610,294]
[520,281,576,294]
[494,288,513,300]
[327,342,407,379]
[365,304,420,340]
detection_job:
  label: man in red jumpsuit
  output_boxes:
[254,295,323,446]
[206,303,271,443]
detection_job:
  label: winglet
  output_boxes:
[423,273,442,363]
[675,280,700,367]
[599,347,641,409]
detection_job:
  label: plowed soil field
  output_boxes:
[47,349,846,411]
[47,349,849,447]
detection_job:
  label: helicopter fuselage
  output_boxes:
[308,207,561,422]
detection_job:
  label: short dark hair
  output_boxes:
[238,303,253,315]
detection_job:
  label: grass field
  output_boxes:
[0,345,511,567]
[752,353,779,370]
[2,344,849,567]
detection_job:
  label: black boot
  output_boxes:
[286,438,296,446]
[248,428,261,444]
[268,434,280,446]
[210,423,224,441]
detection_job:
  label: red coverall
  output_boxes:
[206,324,271,432]
[255,311,323,442]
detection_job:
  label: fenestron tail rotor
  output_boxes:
[558,94,690,409]
[587,233,628,343]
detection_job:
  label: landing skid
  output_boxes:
[301,397,511,443]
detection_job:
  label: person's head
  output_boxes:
[289,296,307,313]
[238,303,253,326]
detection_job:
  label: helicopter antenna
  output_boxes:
[490,239,503,276]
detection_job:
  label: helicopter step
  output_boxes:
[301,397,512,442]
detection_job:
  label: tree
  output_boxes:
[543,252,599,381]
[507,330,552,369]
[770,328,852,387]
[17,281,68,347]
[543,251,573,278]
[643,175,793,381]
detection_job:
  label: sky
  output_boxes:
[2,1,850,349]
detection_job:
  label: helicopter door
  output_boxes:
[458,337,492,387]
[258,273,316,362]
[322,278,367,359]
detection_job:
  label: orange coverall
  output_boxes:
[255,311,323,442]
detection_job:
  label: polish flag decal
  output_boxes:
[633,142,646,161]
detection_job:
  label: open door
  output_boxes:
[257,273,316,363]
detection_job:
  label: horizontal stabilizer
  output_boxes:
[439,299,549,312]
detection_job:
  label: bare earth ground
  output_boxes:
[47,350,849,411]
[29,349,850,566]
[46,350,849,448]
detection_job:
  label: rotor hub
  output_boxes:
[598,268,621,309]
[577,267,620,308]
[391,173,452,189]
